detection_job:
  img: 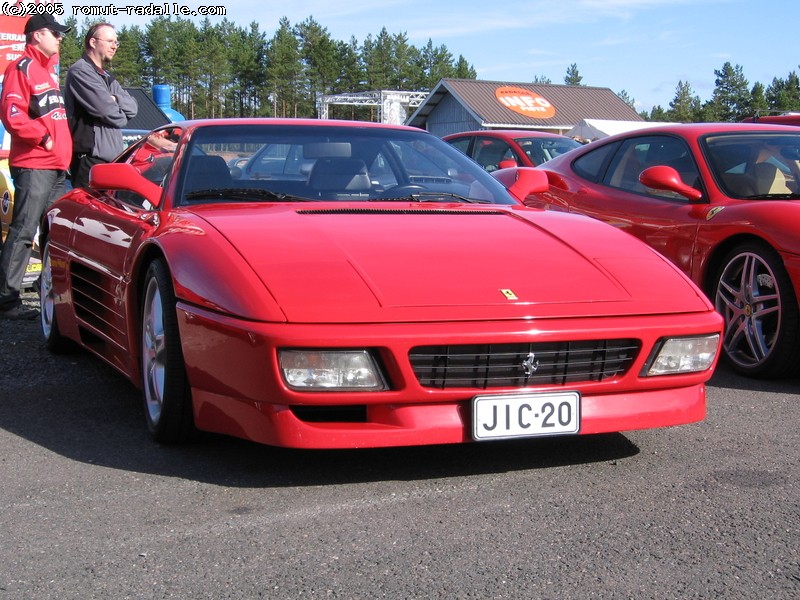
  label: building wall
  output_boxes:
[425,94,480,137]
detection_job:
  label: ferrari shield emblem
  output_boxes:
[500,289,518,300]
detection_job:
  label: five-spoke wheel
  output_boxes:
[713,242,800,378]
[141,259,194,442]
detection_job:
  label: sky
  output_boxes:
[62,0,799,114]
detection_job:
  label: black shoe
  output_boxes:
[0,305,38,320]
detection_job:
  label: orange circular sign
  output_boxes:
[495,86,556,119]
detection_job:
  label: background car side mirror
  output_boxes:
[639,165,703,202]
[498,159,518,169]
[89,163,163,207]
[491,167,549,202]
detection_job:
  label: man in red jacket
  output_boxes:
[0,14,71,319]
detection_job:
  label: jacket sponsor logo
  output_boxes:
[34,83,50,91]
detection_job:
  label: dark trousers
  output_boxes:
[70,153,106,189]
[0,168,65,309]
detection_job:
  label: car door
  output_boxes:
[560,134,705,276]
[68,184,159,359]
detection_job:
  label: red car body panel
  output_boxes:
[534,123,800,290]
[532,122,800,377]
[41,118,722,448]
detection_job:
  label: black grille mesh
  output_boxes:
[409,340,640,389]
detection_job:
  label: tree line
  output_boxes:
[57,16,800,124]
[57,15,476,122]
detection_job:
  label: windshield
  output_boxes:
[176,124,517,206]
[516,136,581,164]
[703,132,800,199]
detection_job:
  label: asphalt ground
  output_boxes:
[1,290,798,599]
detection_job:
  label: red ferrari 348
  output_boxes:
[529,123,800,378]
[39,119,721,448]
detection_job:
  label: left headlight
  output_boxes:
[643,334,720,376]
[279,349,387,391]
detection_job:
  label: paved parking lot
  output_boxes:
[1,291,798,598]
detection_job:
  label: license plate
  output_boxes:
[472,391,581,441]
[26,261,42,274]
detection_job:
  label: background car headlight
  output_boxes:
[279,349,387,391]
[643,334,720,376]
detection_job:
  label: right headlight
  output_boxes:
[642,334,720,376]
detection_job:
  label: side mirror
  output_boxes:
[639,165,703,202]
[491,167,549,201]
[89,163,163,207]
[498,159,518,169]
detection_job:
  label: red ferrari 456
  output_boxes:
[529,122,800,378]
[40,119,721,448]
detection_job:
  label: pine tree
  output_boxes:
[266,17,302,117]
[617,89,635,110]
[667,80,701,122]
[564,63,583,85]
[708,62,750,122]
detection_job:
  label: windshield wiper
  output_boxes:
[185,188,312,202]
[371,192,491,204]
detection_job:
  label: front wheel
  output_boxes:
[712,241,800,378]
[140,258,194,443]
[39,242,72,353]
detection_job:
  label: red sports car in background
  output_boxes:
[444,129,581,171]
[39,119,720,449]
[529,122,800,378]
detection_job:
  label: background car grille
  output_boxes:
[409,340,640,389]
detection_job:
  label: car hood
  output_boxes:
[189,203,710,323]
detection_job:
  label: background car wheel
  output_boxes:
[712,241,800,378]
[39,242,73,354]
[141,258,194,443]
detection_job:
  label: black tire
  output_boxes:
[140,258,194,443]
[39,242,73,354]
[712,241,800,378]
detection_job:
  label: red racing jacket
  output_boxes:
[0,44,71,170]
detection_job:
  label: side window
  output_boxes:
[474,138,514,172]
[447,137,471,155]
[572,141,620,183]
[129,128,180,186]
[605,140,649,192]
[604,136,699,199]
[117,126,182,207]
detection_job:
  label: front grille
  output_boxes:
[409,340,640,389]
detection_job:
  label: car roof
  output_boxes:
[169,117,423,134]
[591,122,800,142]
[444,129,572,140]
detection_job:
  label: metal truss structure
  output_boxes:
[318,90,429,125]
